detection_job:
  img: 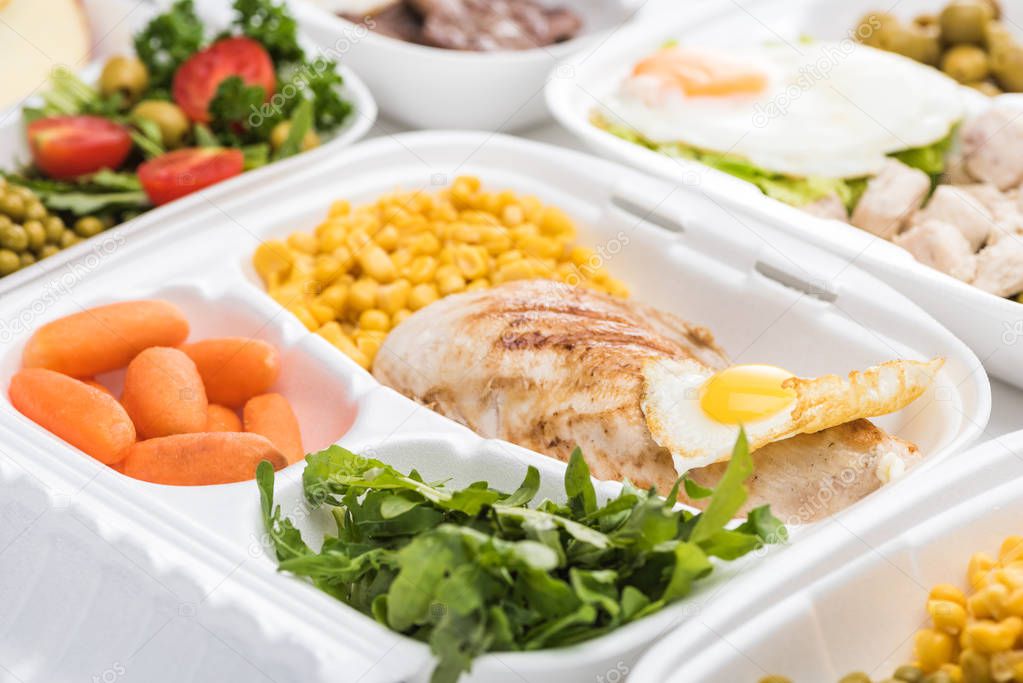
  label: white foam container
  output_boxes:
[546,0,1023,390]
[288,0,669,131]
[0,132,991,682]
[632,428,1023,683]
[0,0,377,297]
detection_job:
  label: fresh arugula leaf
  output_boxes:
[682,476,714,500]
[735,504,789,544]
[501,466,540,507]
[689,428,753,545]
[256,460,312,562]
[565,447,597,517]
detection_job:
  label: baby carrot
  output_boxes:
[122,347,208,439]
[121,432,286,485]
[9,368,135,464]
[181,337,281,408]
[205,404,241,432]
[22,300,189,377]
[82,378,113,396]
[243,393,304,464]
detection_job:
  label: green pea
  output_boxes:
[841,673,874,683]
[74,216,105,238]
[0,249,19,276]
[894,664,924,682]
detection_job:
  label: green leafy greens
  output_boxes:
[257,431,785,683]
[594,113,954,211]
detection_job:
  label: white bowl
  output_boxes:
[289,0,646,131]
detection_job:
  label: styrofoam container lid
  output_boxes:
[0,131,992,682]
[632,428,1023,682]
[545,0,1023,390]
[0,0,377,298]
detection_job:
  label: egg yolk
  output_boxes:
[632,46,768,97]
[699,365,797,425]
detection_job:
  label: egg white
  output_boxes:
[602,41,966,179]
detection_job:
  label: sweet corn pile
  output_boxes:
[253,176,628,369]
[760,536,1023,683]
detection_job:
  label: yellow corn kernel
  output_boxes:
[520,194,542,221]
[438,271,466,296]
[407,255,438,284]
[453,222,482,244]
[932,584,969,607]
[539,205,574,235]
[939,663,963,683]
[931,600,969,634]
[511,222,539,242]
[961,617,1023,654]
[435,264,460,281]
[346,228,373,253]
[466,277,490,292]
[958,648,990,682]
[328,199,351,217]
[496,250,523,266]
[288,305,318,331]
[454,245,489,280]
[377,279,411,315]
[358,245,397,283]
[412,231,441,256]
[348,278,379,313]
[409,283,439,310]
[309,301,336,327]
[1006,589,1023,618]
[496,259,535,283]
[917,628,957,672]
[313,254,344,286]
[358,309,390,333]
[517,235,559,260]
[315,321,345,346]
[318,224,347,252]
[1001,537,1023,565]
[392,309,412,327]
[318,284,348,315]
[502,204,524,227]
[970,584,1011,620]
[253,241,293,282]
[989,650,1023,681]
[391,248,413,271]
[482,231,513,256]
[606,278,630,298]
[287,232,318,254]
[375,224,400,251]
[994,566,1023,593]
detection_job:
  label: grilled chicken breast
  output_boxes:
[373,280,924,522]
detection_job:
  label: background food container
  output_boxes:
[0,0,377,297]
[631,428,1023,682]
[0,132,990,681]
[546,0,1023,390]
[289,0,659,131]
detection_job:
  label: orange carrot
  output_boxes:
[243,393,304,464]
[205,404,241,432]
[82,378,113,396]
[181,337,281,408]
[121,432,286,485]
[22,300,189,377]
[9,368,135,464]
[122,347,207,439]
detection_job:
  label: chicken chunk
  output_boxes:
[915,185,991,251]
[802,194,848,222]
[960,107,1023,191]
[971,238,1023,297]
[851,159,931,239]
[961,184,1023,244]
[894,219,977,282]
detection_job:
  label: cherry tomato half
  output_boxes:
[26,115,133,180]
[137,147,245,206]
[172,36,276,123]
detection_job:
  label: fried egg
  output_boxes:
[640,357,944,473]
[602,42,965,178]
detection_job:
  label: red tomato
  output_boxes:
[27,116,132,180]
[137,148,245,206]
[172,36,276,123]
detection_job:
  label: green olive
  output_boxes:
[991,42,1023,91]
[23,220,45,251]
[981,0,1002,19]
[0,215,10,232]
[0,249,19,276]
[73,216,105,238]
[19,252,35,268]
[0,224,29,251]
[839,673,873,683]
[8,184,36,202]
[132,100,190,148]
[37,244,60,259]
[24,200,47,222]
[856,12,897,47]
[0,193,25,221]
[893,664,924,682]
[921,671,952,683]
[43,216,64,243]
[270,121,321,152]
[59,230,80,249]
[942,44,991,82]
[940,0,994,44]
[968,79,1003,95]
[882,22,942,66]
[985,20,1014,52]
[99,56,149,102]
